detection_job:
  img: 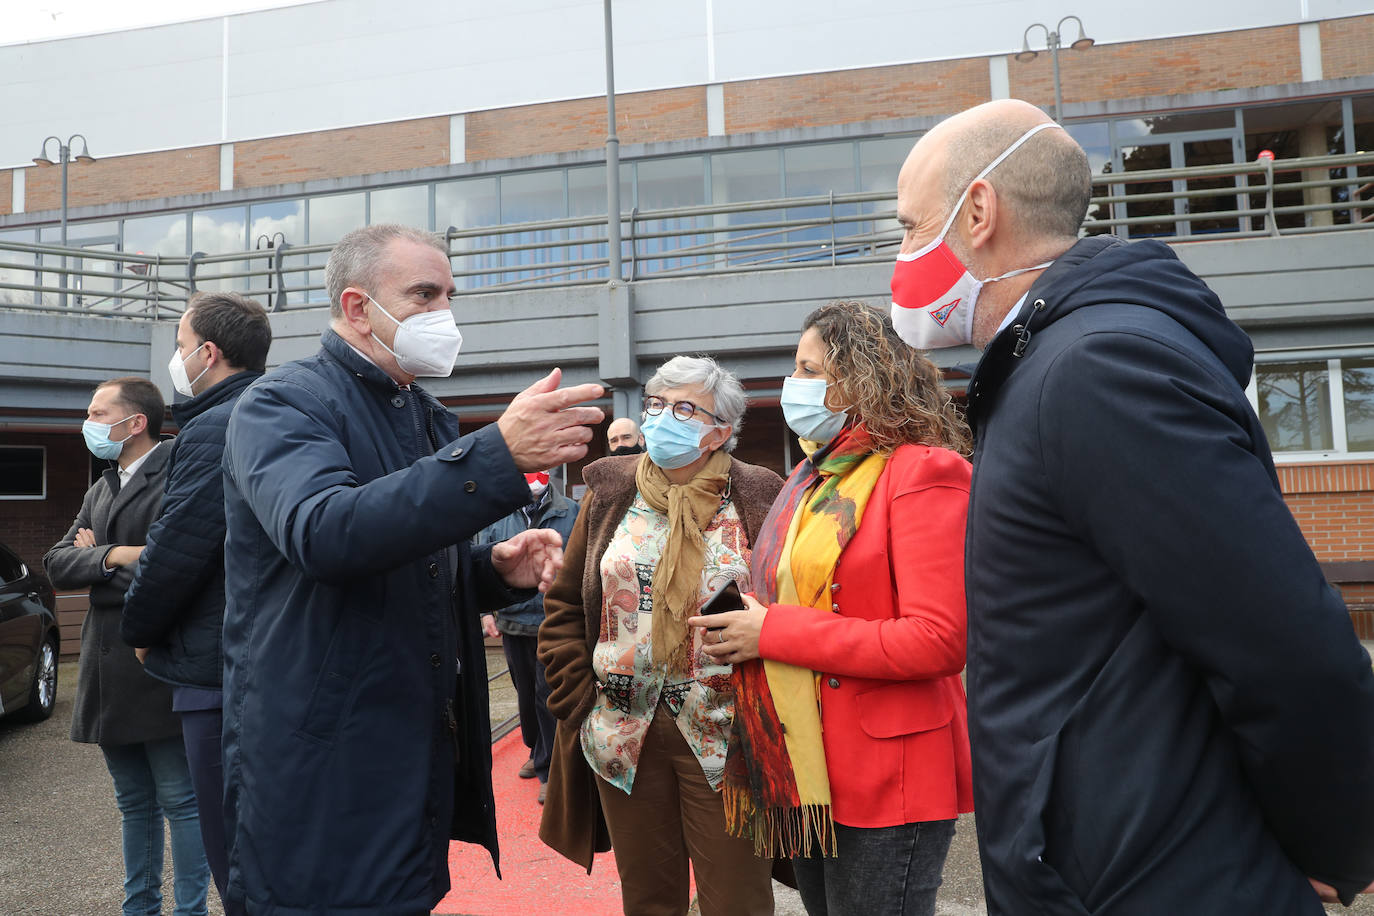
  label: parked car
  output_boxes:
[0,541,59,723]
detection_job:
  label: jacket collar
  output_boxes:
[105,438,172,500]
[319,327,402,390]
[171,370,262,426]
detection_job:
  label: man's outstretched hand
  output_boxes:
[497,368,604,472]
[491,528,564,594]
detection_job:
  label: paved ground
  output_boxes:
[2,657,1367,914]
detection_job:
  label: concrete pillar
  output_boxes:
[1300,124,1332,227]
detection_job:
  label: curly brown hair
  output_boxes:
[802,300,971,456]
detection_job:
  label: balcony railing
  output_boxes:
[1,151,1369,318]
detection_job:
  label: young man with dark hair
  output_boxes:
[122,290,271,916]
[46,376,211,916]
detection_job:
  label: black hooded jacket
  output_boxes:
[122,370,261,689]
[964,236,1374,914]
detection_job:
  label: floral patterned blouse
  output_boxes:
[580,492,751,795]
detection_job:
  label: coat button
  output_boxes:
[464,480,477,493]
[830,583,840,592]
[831,602,840,611]
[430,653,442,668]
[391,395,405,408]
[450,447,463,459]
[428,563,439,578]
[827,677,840,689]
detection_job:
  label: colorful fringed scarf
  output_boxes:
[722,425,888,857]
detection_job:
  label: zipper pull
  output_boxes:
[1012,298,1047,358]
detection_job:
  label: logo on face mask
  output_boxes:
[890,122,1064,350]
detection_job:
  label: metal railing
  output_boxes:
[1,151,1369,319]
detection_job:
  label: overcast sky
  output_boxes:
[5,0,318,44]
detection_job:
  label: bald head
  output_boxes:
[607,417,644,453]
[901,99,1091,243]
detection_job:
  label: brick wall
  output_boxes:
[233,116,451,189]
[465,87,707,162]
[1008,24,1302,109]
[23,147,221,213]
[1278,461,1374,562]
[724,58,990,133]
[0,169,11,217]
[1,432,91,581]
[1320,14,1374,80]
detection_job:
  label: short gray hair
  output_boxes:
[943,123,1091,241]
[644,355,746,452]
[324,224,446,318]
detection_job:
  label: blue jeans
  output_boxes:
[102,736,211,916]
[791,818,956,916]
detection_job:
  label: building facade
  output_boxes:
[1,0,1371,623]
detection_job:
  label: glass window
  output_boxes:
[250,201,305,305]
[1115,109,1237,138]
[307,194,365,304]
[567,165,630,282]
[637,157,708,274]
[859,136,916,257]
[0,446,44,499]
[1349,95,1374,227]
[190,206,250,296]
[1242,100,1347,229]
[711,150,782,268]
[123,213,187,257]
[369,185,430,229]
[1257,361,1333,452]
[784,143,857,261]
[42,220,117,243]
[499,170,566,283]
[1344,358,1374,452]
[0,228,40,307]
[437,177,499,289]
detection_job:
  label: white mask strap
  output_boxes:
[936,121,1066,241]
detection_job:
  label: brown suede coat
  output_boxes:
[536,453,784,872]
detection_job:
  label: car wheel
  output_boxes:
[15,636,57,723]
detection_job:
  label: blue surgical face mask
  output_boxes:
[82,416,136,461]
[781,376,848,444]
[642,410,716,470]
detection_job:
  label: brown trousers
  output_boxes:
[595,705,775,916]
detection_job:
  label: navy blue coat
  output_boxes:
[964,236,1374,914]
[221,330,530,915]
[122,370,261,689]
[473,487,579,636]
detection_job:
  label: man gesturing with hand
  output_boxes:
[220,225,604,915]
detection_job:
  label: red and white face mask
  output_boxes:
[525,471,550,500]
[891,122,1063,350]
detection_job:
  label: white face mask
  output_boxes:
[366,293,464,377]
[890,122,1063,350]
[168,342,209,397]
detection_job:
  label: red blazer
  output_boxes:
[757,443,974,828]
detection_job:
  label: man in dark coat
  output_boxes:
[45,376,210,916]
[220,224,604,915]
[476,470,580,801]
[891,99,1374,913]
[122,290,272,915]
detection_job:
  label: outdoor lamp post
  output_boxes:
[1015,16,1094,123]
[33,134,97,308]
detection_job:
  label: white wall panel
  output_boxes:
[3,0,1370,169]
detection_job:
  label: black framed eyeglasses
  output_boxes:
[643,396,722,425]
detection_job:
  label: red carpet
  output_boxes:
[436,731,625,915]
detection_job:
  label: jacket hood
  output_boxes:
[994,236,1253,388]
[171,370,262,426]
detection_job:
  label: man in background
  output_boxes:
[478,468,580,804]
[122,290,271,916]
[606,416,644,455]
[46,376,210,916]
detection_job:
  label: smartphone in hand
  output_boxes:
[702,579,745,616]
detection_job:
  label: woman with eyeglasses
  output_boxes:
[688,301,974,916]
[537,355,784,916]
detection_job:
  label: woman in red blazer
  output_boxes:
[690,300,973,916]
